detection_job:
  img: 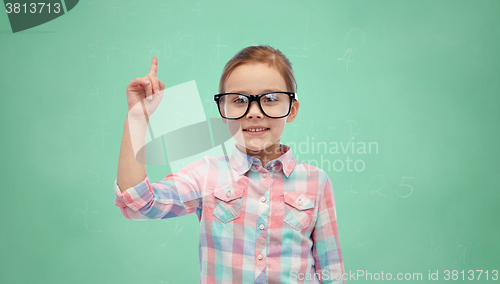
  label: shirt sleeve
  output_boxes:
[312,175,345,284]
[113,157,209,221]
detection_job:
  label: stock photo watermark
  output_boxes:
[290,269,499,281]
[128,80,379,173]
[289,136,379,172]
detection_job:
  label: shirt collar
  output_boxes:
[228,143,297,177]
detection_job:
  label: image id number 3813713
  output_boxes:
[5,3,62,14]
[441,270,498,281]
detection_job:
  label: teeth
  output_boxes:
[246,128,267,132]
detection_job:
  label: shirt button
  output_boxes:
[259,224,265,230]
[258,254,263,260]
[262,173,267,178]
[260,196,266,203]
[226,191,231,198]
[297,199,302,206]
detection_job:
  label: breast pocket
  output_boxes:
[213,184,245,223]
[283,192,316,231]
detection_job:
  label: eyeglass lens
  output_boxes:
[219,93,291,118]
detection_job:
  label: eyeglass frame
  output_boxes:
[214,91,298,120]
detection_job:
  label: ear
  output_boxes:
[286,100,299,123]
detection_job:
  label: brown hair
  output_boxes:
[219,45,297,94]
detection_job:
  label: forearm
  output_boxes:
[116,114,149,192]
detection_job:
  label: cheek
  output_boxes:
[227,121,243,139]
[270,120,286,134]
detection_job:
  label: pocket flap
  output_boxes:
[214,184,244,202]
[284,192,315,210]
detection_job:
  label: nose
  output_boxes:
[245,101,263,119]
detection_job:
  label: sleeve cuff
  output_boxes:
[114,174,154,211]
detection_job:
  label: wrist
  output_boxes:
[127,113,149,126]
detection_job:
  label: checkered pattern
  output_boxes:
[114,143,345,283]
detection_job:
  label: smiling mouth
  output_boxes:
[243,128,270,132]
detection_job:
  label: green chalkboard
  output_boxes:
[1,0,499,283]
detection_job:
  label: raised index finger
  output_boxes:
[149,56,158,75]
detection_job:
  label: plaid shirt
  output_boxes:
[114,143,345,283]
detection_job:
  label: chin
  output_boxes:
[247,139,277,151]
[240,142,264,152]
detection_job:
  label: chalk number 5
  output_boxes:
[397,177,417,198]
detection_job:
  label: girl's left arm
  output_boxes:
[311,176,346,284]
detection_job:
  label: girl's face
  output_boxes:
[223,63,299,154]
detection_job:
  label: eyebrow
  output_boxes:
[229,89,284,94]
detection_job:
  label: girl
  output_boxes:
[114,45,345,283]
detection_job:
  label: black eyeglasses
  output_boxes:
[214,92,298,120]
